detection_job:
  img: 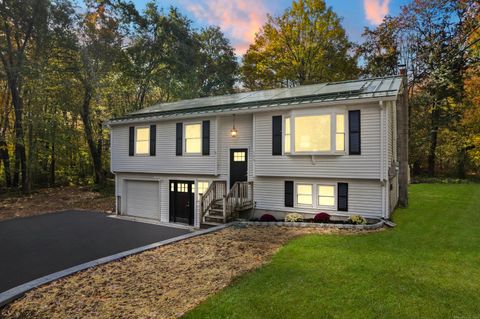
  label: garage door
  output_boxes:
[125,180,160,220]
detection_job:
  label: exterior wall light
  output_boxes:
[230,114,237,137]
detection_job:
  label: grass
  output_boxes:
[185,184,480,319]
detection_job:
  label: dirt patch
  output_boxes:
[0,186,115,221]
[0,226,373,319]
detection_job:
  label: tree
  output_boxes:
[68,2,124,185]
[0,0,50,192]
[120,4,199,110]
[357,18,400,77]
[194,26,238,97]
[241,0,358,90]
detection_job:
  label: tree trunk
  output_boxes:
[8,77,29,193]
[79,87,104,185]
[50,141,55,186]
[427,109,440,177]
[0,139,11,187]
[457,146,474,179]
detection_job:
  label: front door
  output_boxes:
[169,180,194,225]
[230,149,248,189]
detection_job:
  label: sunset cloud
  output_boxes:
[182,0,269,55]
[363,0,390,25]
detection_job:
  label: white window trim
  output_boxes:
[294,182,314,208]
[283,116,291,154]
[317,183,337,209]
[184,122,202,155]
[284,109,348,156]
[294,181,337,210]
[135,126,150,156]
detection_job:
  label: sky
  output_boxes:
[131,0,410,56]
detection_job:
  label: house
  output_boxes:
[106,76,408,227]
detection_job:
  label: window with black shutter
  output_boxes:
[285,181,294,207]
[337,183,348,211]
[348,110,361,155]
[272,116,282,155]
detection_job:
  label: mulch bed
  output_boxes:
[0,186,115,222]
[0,225,377,319]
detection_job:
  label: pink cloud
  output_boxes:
[363,0,390,25]
[182,0,269,55]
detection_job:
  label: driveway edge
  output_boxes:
[0,222,236,308]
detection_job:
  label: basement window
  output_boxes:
[296,184,313,206]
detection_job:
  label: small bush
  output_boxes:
[314,212,331,223]
[348,215,367,225]
[285,213,304,222]
[259,213,276,222]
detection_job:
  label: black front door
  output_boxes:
[169,180,194,225]
[230,149,248,189]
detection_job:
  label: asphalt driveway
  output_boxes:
[0,211,190,293]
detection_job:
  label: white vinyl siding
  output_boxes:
[254,176,383,218]
[111,117,216,175]
[217,114,253,182]
[253,104,382,179]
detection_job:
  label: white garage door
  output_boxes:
[125,180,160,220]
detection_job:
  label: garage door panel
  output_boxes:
[126,180,160,220]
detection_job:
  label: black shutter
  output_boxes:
[202,120,210,155]
[149,125,156,156]
[285,181,294,207]
[349,110,361,155]
[128,126,134,156]
[338,183,348,211]
[176,123,183,156]
[272,116,282,155]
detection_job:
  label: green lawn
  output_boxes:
[185,184,480,319]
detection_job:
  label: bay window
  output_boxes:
[284,117,291,153]
[335,114,345,152]
[185,123,202,154]
[283,112,346,154]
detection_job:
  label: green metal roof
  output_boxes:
[109,76,404,124]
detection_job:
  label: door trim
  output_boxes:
[169,180,195,226]
[228,148,249,189]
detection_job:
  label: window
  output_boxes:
[336,114,345,152]
[284,117,291,153]
[197,181,209,199]
[185,123,201,154]
[296,184,313,206]
[135,127,150,155]
[294,115,331,152]
[177,183,189,192]
[318,185,335,207]
[233,151,246,162]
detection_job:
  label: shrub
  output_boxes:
[314,212,331,223]
[348,215,367,225]
[259,213,276,222]
[285,213,304,222]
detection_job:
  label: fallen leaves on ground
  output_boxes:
[0,186,115,221]
[0,226,372,319]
